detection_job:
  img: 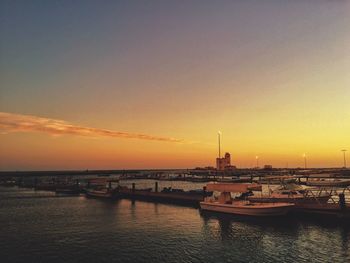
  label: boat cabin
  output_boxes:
[205,183,262,204]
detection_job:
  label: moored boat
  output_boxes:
[200,183,294,217]
[55,188,81,195]
[257,176,297,185]
[200,200,294,216]
[248,184,331,206]
[306,179,350,187]
[0,180,16,187]
[85,188,114,198]
[248,192,330,205]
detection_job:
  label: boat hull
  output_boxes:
[293,203,350,218]
[200,202,294,216]
[55,189,81,195]
[306,180,350,187]
[85,190,113,199]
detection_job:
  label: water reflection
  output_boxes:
[199,209,350,262]
[1,186,350,263]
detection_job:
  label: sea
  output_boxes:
[0,180,349,263]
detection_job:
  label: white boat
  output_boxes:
[200,183,294,217]
[248,184,331,205]
[257,176,297,185]
[306,179,350,187]
[200,200,294,216]
[85,188,113,198]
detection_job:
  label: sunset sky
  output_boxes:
[1,1,350,170]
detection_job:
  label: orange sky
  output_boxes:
[1,1,349,170]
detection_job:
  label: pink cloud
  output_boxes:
[0,112,184,143]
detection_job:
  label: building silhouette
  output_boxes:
[216,152,231,170]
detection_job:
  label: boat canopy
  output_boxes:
[206,183,262,193]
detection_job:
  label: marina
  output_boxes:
[1,170,350,219]
[0,183,349,263]
[1,1,350,262]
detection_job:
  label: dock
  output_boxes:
[117,182,208,206]
[1,170,350,219]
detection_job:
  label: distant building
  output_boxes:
[216,152,231,170]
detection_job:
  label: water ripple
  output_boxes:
[0,186,349,263]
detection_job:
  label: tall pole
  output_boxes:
[303,153,307,169]
[256,156,259,168]
[218,131,221,158]
[342,149,347,168]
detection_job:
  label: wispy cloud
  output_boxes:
[0,112,184,143]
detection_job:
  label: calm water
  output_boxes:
[0,184,349,263]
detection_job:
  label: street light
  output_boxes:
[303,153,307,169]
[255,156,259,168]
[218,131,222,158]
[341,149,347,168]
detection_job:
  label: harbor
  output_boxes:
[1,1,350,262]
[1,182,349,263]
[1,168,350,219]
